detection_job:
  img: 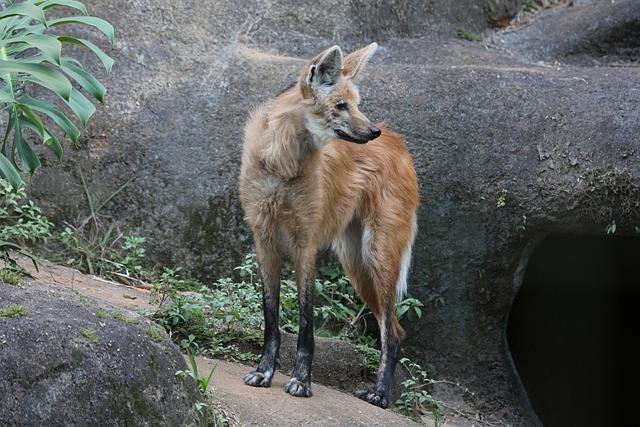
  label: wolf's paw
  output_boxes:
[284,377,312,397]
[355,389,389,408]
[243,370,272,387]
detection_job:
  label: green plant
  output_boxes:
[0,265,22,283]
[455,27,482,42]
[396,297,424,322]
[175,349,231,426]
[80,326,97,343]
[111,310,140,324]
[145,324,165,342]
[176,348,216,394]
[150,266,201,307]
[115,235,145,278]
[396,357,444,425]
[57,171,134,276]
[606,220,616,235]
[355,344,380,376]
[0,0,114,189]
[0,302,26,318]
[0,178,51,243]
[496,188,507,208]
[0,177,50,266]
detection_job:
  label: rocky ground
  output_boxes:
[4,256,495,426]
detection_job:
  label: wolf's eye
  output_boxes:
[336,101,348,111]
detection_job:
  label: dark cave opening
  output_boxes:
[507,234,640,427]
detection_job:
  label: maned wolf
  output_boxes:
[239,42,419,408]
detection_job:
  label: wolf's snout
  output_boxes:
[368,125,381,139]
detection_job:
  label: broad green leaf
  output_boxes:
[2,109,15,150]
[1,60,72,100]
[58,36,113,74]
[0,240,22,251]
[48,16,114,43]
[37,0,88,15]
[0,153,21,189]
[0,90,13,103]
[15,103,46,138]
[19,117,63,160]
[18,94,80,143]
[60,58,106,102]
[62,87,96,126]
[0,34,62,64]
[0,3,47,27]
[45,132,63,159]
[13,117,41,174]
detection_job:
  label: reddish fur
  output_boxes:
[239,43,419,405]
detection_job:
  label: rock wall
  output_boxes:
[25,0,640,423]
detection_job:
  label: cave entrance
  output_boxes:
[507,234,640,427]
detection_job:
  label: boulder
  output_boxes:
[0,281,201,426]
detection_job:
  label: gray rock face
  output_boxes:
[24,0,640,424]
[0,282,200,426]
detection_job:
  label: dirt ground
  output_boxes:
[14,256,486,426]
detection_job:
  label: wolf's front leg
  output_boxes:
[284,248,316,397]
[244,241,282,388]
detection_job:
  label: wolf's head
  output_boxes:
[299,43,380,146]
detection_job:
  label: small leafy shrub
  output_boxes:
[0,302,26,318]
[175,349,231,426]
[0,266,22,284]
[144,324,165,342]
[0,178,51,244]
[80,327,97,343]
[114,235,145,278]
[1,177,50,268]
[0,0,114,189]
[56,171,135,276]
[176,349,217,394]
[396,357,444,425]
[455,27,482,42]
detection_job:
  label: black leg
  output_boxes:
[356,310,404,408]
[284,251,315,397]
[244,242,282,388]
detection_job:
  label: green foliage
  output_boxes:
[80,326,97,343]
[111,310,140,324]
[176,349,216,394]
[0,0,114,188]
[0,177,49,268]
[355,344,380,376]
[0,178,51,243]
[455,27,482,42]
[396,357,444,425]
[396,297,424,322]
[115,235,145,277]
[497,188,507,208]
[0,302,26,318]
[57,171,135,276]
[176,349,230,426]
[144,324,165,343]
[0,266,22,284]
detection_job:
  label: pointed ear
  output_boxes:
[301,45,343,97]
[343,42,378,80]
